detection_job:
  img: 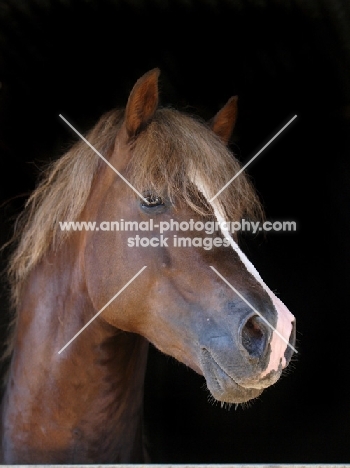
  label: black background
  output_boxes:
[0,0,349,463]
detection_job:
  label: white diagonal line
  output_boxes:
[210,266,297,353]
[209,115,297,202]
[58,266,147,354]
[59,114,148,204]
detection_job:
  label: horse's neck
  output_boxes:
[1,244,149,463]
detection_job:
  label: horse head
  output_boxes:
[83,68,296,404]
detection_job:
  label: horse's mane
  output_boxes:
[7,106,263,311]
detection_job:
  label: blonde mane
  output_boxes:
[8,109,123,308]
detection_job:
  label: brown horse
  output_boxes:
[0,69,296,463]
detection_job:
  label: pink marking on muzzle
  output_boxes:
[260,286,295,377]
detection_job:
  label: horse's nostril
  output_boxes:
[241,315,268,359]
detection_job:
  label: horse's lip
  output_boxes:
[201,348,244,387]
[200,348,263,403]
[201,348,282,390]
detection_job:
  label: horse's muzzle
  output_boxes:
[199,313,296,403]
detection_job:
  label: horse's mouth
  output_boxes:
[200,349,264,404]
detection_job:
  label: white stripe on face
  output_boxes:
[193,176,295,377]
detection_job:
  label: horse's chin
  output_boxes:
[201,350,264,404]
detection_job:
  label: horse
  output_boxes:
[0,68,296,463]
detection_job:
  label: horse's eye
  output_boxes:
[141,194,164,208]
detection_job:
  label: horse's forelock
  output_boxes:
[128,108,263,222]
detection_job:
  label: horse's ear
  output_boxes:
[210,96,238,145]
[124,68,160,138]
